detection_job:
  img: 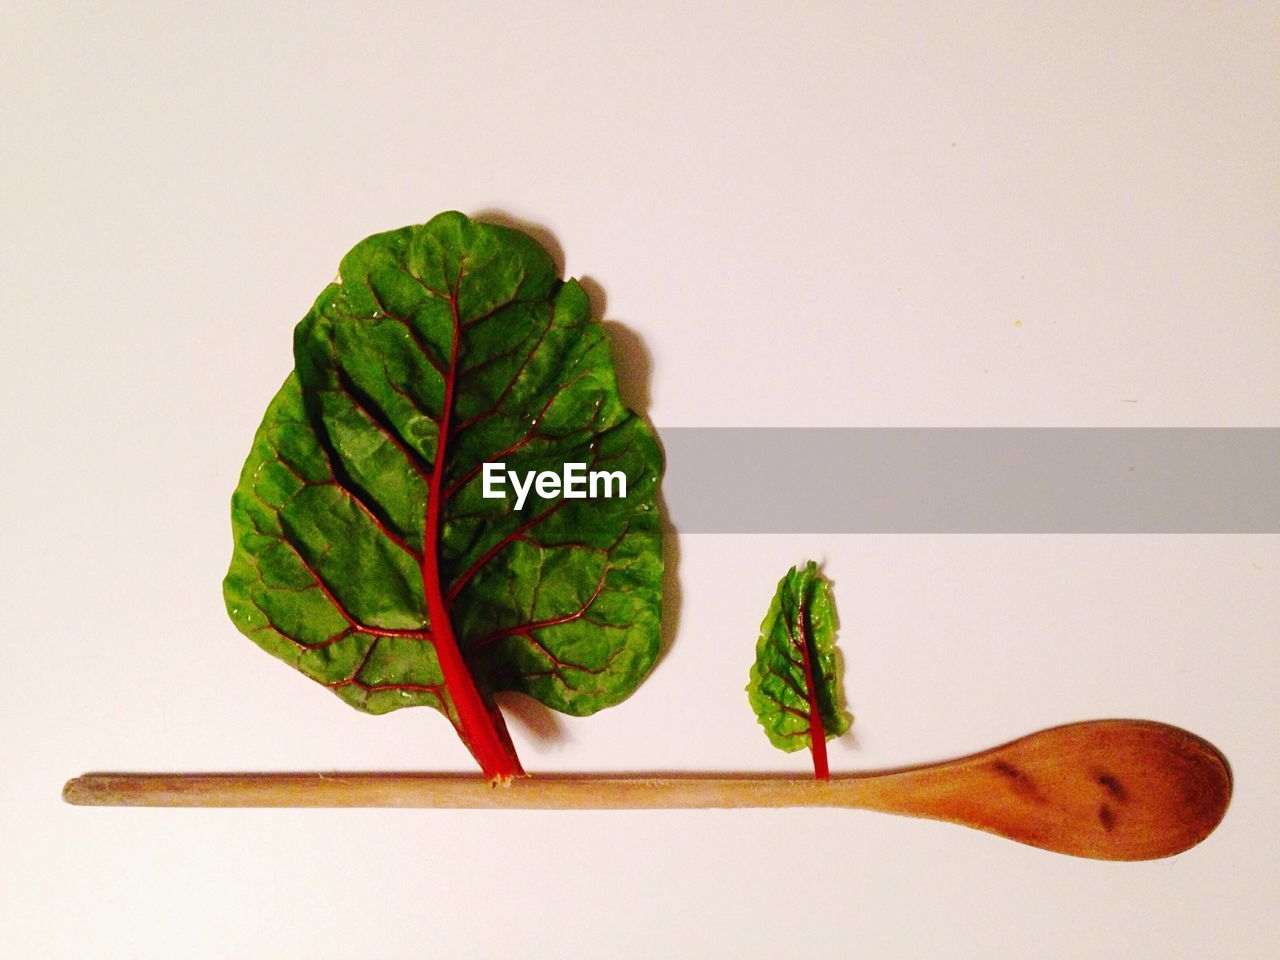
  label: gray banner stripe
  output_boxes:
[657,428,1280,533]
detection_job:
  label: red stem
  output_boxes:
[422,282,525,781]
[795,606,829,780]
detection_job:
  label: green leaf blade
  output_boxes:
[224,212,663,771]
[747,562,850,772]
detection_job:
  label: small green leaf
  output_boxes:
[746,561,850,778]
[224,212,663,778]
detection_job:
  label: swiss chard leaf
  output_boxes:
[224,212,663,779]
[746,561,849,779]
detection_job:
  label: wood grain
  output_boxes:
[63,719,1230,861]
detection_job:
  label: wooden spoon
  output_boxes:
[63,719,1230,861]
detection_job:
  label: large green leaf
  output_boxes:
[224,212,663,777]
[746,561,849,779]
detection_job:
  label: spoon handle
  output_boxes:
[63,719,1230,861]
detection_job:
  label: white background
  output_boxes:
[2,2,1277,957]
